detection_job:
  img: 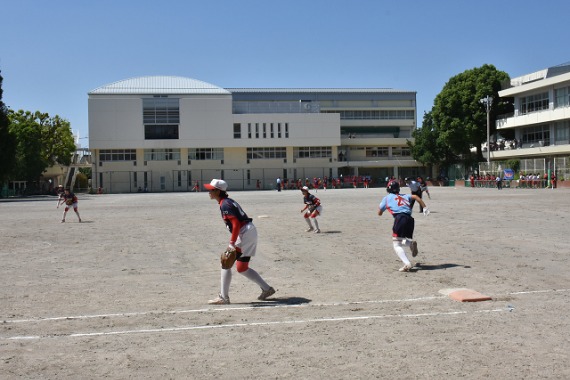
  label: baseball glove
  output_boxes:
[220,247,237,269]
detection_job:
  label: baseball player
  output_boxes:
[417,176,431,199]
[204,179,276,305]
[58,188,82,223]
[300,186,322,233]
[405,177,423,212]
[378,181,429,272]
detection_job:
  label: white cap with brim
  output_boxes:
[204,179,228,191]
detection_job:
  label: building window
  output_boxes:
[522,125,550,146]
[520,92,549,115]
[277,123,282,138]
[233,123,241,139]
[263,123,267,138]
[143,148,181,161]
[100,149,136,161]
[143,97,180,140]
[554,121,569,144]
[143,97,180,124]
[285,123,289,138]
[391,147,411,157]
[247,147,287,159]
[248,123,252,138]
[255,123,259,138]
[270,123,274,138]
[294,147,332,158]
[144,125,179,139]
[365,147,389,157]
[188,148,224,161]
[555,87,570,108]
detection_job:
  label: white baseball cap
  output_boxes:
[301,186,309,191]
[204,179,228,191]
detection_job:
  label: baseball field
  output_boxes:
[1,186,569,379]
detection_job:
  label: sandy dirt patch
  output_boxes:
[1,186,569,379]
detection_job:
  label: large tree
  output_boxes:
[431,64,512,161]
[0,71,17,184]
[411,64,513,168]
[8,110,76,183]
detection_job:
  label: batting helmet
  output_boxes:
[387,181,400,194]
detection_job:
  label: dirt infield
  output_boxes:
[1,186,569,379]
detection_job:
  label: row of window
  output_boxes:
[100,146,411,162]
[520,92,549,115]
[521,121,570,145]
[322,110,414,120]
[519,86,570,115]
[350,146,411,157]
[233,123,289,139]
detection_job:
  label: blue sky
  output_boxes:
[2,0,568,148]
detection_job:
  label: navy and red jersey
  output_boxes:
[219,197,252,233]
[62,192,78,205]
[303,194,321,209]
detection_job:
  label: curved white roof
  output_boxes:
[89,76,230,95]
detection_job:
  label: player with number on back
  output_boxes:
[204,179,276,305]
[378,181,429,272]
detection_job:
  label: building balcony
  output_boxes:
[496,106,570,129]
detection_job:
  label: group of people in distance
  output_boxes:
[203,174,430,305]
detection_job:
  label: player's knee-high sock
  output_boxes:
[75,210,81,221]
[221,269,231,298]
[240,268,270,290]
[313,218,319,230]
[62,211,67,221]
[393,240,411,265]
[305,218,313,228]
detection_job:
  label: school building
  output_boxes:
[88,76,421,192]
[491,62,570,180]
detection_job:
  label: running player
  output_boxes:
[378,181,429,272]
[58,188,82,223]
[204,179,275,305]
[300,186,322,233]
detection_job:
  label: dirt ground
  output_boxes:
[1,185,569,379]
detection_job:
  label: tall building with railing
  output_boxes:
[88,76,421,192]
[493,62,570,179]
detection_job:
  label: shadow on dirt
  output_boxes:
[248,297,312,307]
[414,263,470,271]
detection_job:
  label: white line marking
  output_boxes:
[7,308,506,340]
[3,295,447,324]
[4,288,570,324]
[2,288,568,341]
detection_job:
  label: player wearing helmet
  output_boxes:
[378,181,429,272]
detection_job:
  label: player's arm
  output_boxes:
[411,194,429,215]
[300,204,308,212]
[226,216,240,249]
[378,199,386,216]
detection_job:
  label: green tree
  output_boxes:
[8,110,76,183]
[430,64,512,162]
[0,71,17,184]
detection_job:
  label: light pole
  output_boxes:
[479,95,493,164]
